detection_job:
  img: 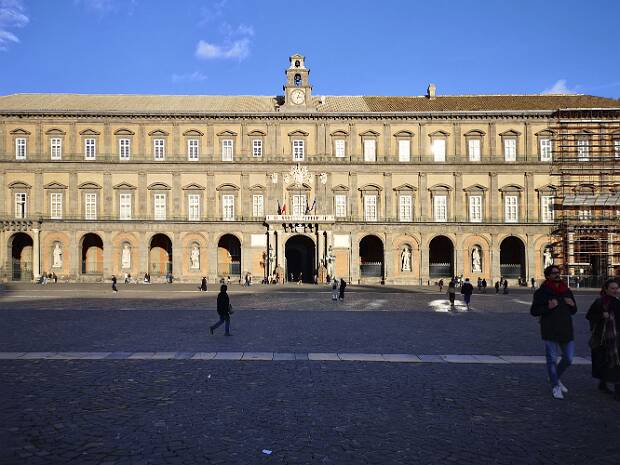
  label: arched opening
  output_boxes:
[573,235,607,288]
[429,236,454,278]
[359,235,384,278]
[500,236,526,279]
[218,234,241,278]
[9,233,33,281]
[149,234,172,276]
[81,233,103,274]
[285,235,315,283]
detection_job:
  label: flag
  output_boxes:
[281,203,286,215]
[309,197,317,212]
[277,201,281,215]
[305,199,310,215]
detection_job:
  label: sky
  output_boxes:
[1,0,620,98]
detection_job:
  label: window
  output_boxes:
[577,139,590,161]
[15,193,27,218]
[504,138,516,161]
[468,139,481,162]
[85,138,96,160]
[50,138,62,160]
[578,209,592,220]
[364,195,377,221]
[541,195,554,223]
[504,195,518,223]
[540,138,552,162]
[433,195,447,221]
[188,194,200,221]
[399,195,412,221]
[432,139,446,162]
[292,194,306,217]
[335,194,347,217]
[222,194,234,220]
[119,138,131,160]
[119,194,132,220]
[85,193,97,220]
[614,139,620,160]
[50,193,63,219]
[185,139,199,161]
[252,139,262,157]
[154,193,166,220]
[153,139,165,160]
[252,194,264,217]
[364,140,376,162]
[293,140,304,161]
[335,139,345,158]
[469,195,482,222]
[15,138,27,160]
[221,139,233,161]
[398,140,411,162]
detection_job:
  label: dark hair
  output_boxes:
[601,278,618,294]
[543,265,560,277]
[220,284,227,292]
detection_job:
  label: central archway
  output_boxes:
[150,234,172,276]
[9,233,33,281]
[500,236,525,279]
[81,233,103,275]
[218,234,241,278]
[429,235,454,278]
[285,235,315,283]
[359,235,384,278]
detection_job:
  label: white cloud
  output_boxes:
[0,0,28,51]
[171,71,208,83]
[542,79,577,95]
[195,38,250,61]
[74,0,137,14]
[199,0,228,25]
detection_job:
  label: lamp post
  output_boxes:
[268,244,275,280]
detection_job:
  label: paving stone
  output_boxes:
[338,353,385,362]
[308,353,340,361]
[500,355,547,364]
[418,354,446,363]
[128,352,156,359]
[151,352,178,360]
[272,352,295,361]
[294,353,309,361]
[0,352,26,359]
[241,352,273,361]
[213,352,243,360]
[471,355,509,364]
[381,353,422,363]
[442,354,479,363]
[190,352,216,360]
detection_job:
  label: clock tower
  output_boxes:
[283,53,314,110]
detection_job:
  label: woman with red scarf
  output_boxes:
[586,278,620,400]
[530,265,578,399]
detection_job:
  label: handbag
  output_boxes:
[589,320,606,350]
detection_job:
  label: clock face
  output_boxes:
[291,89,305,105]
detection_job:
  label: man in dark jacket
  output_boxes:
[209,285,232,336]
[530,265,577,399]
[461,278,474,311]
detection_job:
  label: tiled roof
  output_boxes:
[0,93,618,115]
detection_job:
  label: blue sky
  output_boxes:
[1,0,619,98]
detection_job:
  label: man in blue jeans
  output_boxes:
[530,265,577,399]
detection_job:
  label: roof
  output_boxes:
[563,194,620,207]
[0,93,619,115]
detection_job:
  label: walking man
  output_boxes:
[530,265,577,399]
[111,275,118,293]
[210,284,232,336]
[199,276,208,292]
[339,278,347,301]
[331,278,339,301]
[461,278,474,311]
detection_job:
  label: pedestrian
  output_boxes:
[481,278,487,293]
[124,272,129,284]
[199,276,208,292]
[530,265,577,399]
[298,272,303,285]
[503,279,509,294]
[111,275,118,293]
[477,277,482,292]
[339,278,347,301]
[52,272,57,283]
[209,284,233,336]
[331,277,339,301]
[531,277,536,290]
[494,280,500,294]
[585,278,620,400]
[447,279,456,308]
[438,279,444,292]
[461,277,474,311]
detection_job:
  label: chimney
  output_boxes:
[427,83,436,99]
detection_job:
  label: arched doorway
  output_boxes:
[218,234,241,278]
[285,235,315,283]
[9,233,33,281]
[150,234,172,276]
[81,233,103,275]
[573,234,606,287]
[429,236,454,278]
[359,235,384,278]
[500,236,526,279]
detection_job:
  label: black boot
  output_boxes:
[598,381,613,394]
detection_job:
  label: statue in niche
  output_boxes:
[543,247,554,268]
[401,246,412,272]
[472,246,482,273]
[52,242,63,268]
[190,244,200,269]
[121,243,131,269]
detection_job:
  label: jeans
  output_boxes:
[211,316,230,334]
[544,340,574,387]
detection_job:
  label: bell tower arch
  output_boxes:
[283,53,314,110]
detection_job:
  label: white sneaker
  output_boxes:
[552,385,564,399]
[558,380,568,393]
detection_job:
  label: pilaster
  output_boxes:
[32,224,40,280]
[172,172,181,220]
[34,170,43,216]
[383,123,391,163]
[241,173,249,218]
[138,172,147,219]
[69,172,78,216]
[489,172,498,223]
[103,172,112,219]
[454,172,463,221]
[102,231,112,277]
[207,173,215,220]
[419,172,428,221]
[525,172,535,222]
[489,122,496,159]
[383,172,392,220]
[349,172,358,219]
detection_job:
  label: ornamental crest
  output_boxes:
[284,163,313,187]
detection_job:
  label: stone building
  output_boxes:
[1,54,619,284]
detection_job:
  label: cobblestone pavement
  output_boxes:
[1,284,619,465]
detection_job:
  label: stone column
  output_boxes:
[206,123,214,160]
[418,123,425,162]
[208,233,218,283]
[69,231,79,280]
[240,123,247,159]
[349,172,358,220]
[384,231,393,283]
[240,173,249,219]
[139,231,148,278]
[172,122,179,162]
[349,123,357,161]
[0,170,4,217]
[207,173,215,220]
[489,172,498,223]
[276,230,285,276]
[490,234,500,282]
[102,231,112,277]
[172,172,181,220]
[69,172,78,217]
[453,122,461,160]
[267,228,276,277]
[34,170,43,216]
[525,172,535,222]
[350,232,359,283]
[419,173,428,221]
[454,172,463,221]
[173,231,182,278]
[455,245,464,279]
[383,123,391,163]
[103,172,112,219]
[32,224,41,280]
[317,228,325,270]
[489,123,496,160]
[420,234,429,285]
[318,123,326,158]
[525,122,533,162]
[383,172,392,221]
[526,234,536,281]
[138,172,147,220]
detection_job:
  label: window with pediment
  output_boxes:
[217,183,239,220]
[183,183,205,221]
[218,130,237,161]
[248,130,266,158]
[80,129,100,160]
[114,128,135,161]
[464,184,487,222]
[330,130,348,159]
[394,131,413,162]
[500,130,520,162]
[46,129,65,161]
[149,130,169,161]
[9,181,30,218]
[429,184,452,221]
[148,183,171,221]
[332,184,349,218]
[114,183,136,220]
[183,129,203,161]
[464,129,485,162]
[394,184,416,222]
[499,184,523,223]
[11,128,30,160]
[288,130,308,162]
[429,130,449,162]
[536,129,554,162]
[360,130,379,162]
[359,184,382,221]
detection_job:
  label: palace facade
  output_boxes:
[1,54,619,284]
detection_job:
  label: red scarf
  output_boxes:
[543,279,569,295]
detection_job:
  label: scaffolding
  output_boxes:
[550,108,620,287]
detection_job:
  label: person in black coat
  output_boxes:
[338,278,347,301]
[530,265,577,399]
[210,284,232,336]
[586,278,620,399]
[199,276,208,292]
[461,278,474,311]
[111,275,118,293]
